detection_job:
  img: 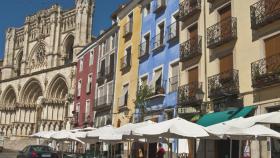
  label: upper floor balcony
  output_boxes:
[95,95,114,111]
[123,20,133,38]
[251,53,280,88]
[154,0,166,13]
[208,69,239,99]
[120,54,131,71]
[105,66,114,80]
[250,0,280,29]
[179,0,201,21]
[180,35,202,62]
[167,21,179,42]
[147,80,167,99]
[207,17,237,49]
[177,82,203,107]
[152,33,165,52]
[139,41,150,59]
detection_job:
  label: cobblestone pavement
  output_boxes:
[0,150,18,158]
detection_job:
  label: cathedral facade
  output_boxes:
[0,0,94,137]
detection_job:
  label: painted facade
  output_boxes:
[74,44,98,127]
[137,0,180,122]
[112,0,142,127]
[95,24,119,128]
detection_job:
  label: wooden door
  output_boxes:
[219,6,232,40]
[220,54,233,81]
[189,25,198,53]
[264,33,280,72]
[188,67,198,96]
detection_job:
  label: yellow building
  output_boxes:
[112,0,142,127]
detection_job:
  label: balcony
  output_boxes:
[96,71,105,84]
[95,95,114,111]
[178,82,203,106]
[139,41,150,59]
[120,54,131,71]
[207,0,230,4]
[208,69,239,99]
[147,80,167,99]
[118,95,129,112]
[179,0,201,21]
[180,36,202,62]
[123,21,133,38]
[105,66,114,80]
[251,53,280,88]
[154,0,166,13]
[250,0,280,29]
[152,33,165,52]
[167,22,179,42]
[207,17,237,49]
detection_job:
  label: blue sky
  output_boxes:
[0,0,127,59]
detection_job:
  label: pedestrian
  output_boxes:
[137,148,144,158]
[156,143,165,158]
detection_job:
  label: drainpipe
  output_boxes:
[203,0,207,158]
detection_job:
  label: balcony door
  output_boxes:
[219,53,233,81]
[188,67,198,96]
[219,5,232,40]
[189,24,198,51]
[264,33,280,72]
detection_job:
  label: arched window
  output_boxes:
[16,51,23,76]
[64,35,74,65]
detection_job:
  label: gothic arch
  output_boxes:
[15,50,23,76]
[62,34,75,65]
[1,86,17,107]
[47,74,69,100]
[20,78,43,104]
[27,42,48,69]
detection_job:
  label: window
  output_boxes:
[107,82,114,104]
[111,34,116,49]
[143,3,151,16]
[120,84,129,107]
[144,33,150,54]
[153,68,163,93]
[77,80,82,97]
[79,58,83,72]
[109,53,115,75]
[140,75,148,86]
[86,74,92,94]
[169,62,179,92]
[85,100,90,120]
[89,50,94,65]
[76,103,80,112]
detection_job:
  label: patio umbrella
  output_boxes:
[31,131,57,139]
[86,125,116,140]
[50,130,85,144]
[256,111,280,124]
[133,117,209,139]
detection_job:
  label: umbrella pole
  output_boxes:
[177,139,179,158]
[146,138,149,158]
[230,139,232,158]
[128,140,130,158]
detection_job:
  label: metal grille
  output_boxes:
[180,36,202,61]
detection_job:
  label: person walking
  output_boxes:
[156,143,165,158]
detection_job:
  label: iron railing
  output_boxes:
[208,69,239,99]
[179,0,201,21]
[152,33,165,51]
[207,17,237,48]
[177,82,203,106]
[169,76,179,93]
[123,20,133,37]
[250,0,280,29]
[139,41,150,58]
[150,80,167,96]
[96,95,114,107]
[154,0,166,13]
[167,21,179,41]
[180,36,202,61]
[120,54,131,70]
[251,53,280,88]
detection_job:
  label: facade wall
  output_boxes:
[113,0,142,127]
[74,45,98,127]
[138,0,180,122]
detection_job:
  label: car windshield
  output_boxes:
[30,146,52,152]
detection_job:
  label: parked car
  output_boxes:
[17,145,58,158]
[0,131,4,152]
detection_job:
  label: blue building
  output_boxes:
[137,0,180,123]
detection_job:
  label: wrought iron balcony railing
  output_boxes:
[123,20,133,37]
[250,0,280,29]
[251,53,280,88]
[95,95,114,108]
[169,76,179,93]
[150,80,167,97]
[152,33,165,51]
[207,17,237,48]
[139,41,150,58]
[207,0,230,3]
[177,82,203,106]
[179,0,201,21]
[167,21,179,41]
[208,69,239,99]
[105,66,114,79]
[120,54,131,70]
[180,36,202,62]
[154,0,166,13]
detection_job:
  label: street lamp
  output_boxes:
[195,89,204,101]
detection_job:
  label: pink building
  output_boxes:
[74,43,99,127]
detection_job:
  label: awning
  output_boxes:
[197,106,256,127]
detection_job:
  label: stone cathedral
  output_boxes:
[0,0,94,137]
